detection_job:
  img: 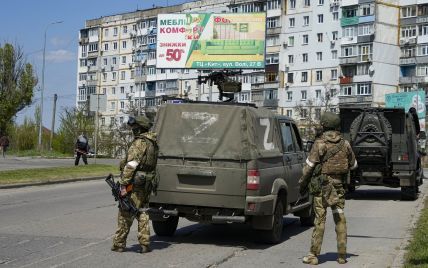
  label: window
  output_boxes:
[101,117,105,126]
[267,17,280,28]
[286,110,293,117]
[357,64,370,75]
[123,25,128,34]
[102,88,106,94]
[148,67,156,75]
[343,26,356,38]
[331,69,338,80]
[315,108,321,120]
[112,72,116,80]
[318,0,324,5]
[112,57,117,64]
[301,90,307,100]
[303,53,308,62]
[344,8,357,17]
[290,0,296,9]
[402,6,417,18]
[149,36,156,44]
[79,73,87,81]
[289,18,295,27]
[113,27,118,36]
[103,58,107,65]
[301,109,308,118]
[88,42,98,52]
[280,122,295,152]
[341,86,353,96]
[110,117,115,126]
[316,70,322,81]
[266,72,278,82]
[288,73,294,83]
[318,14,324,23]
[401,26,417,38]
[301,71,308,82]
[266,54,279,64]
[304,0,310,7]
[417,65,428,76]
[288,36,295,46]
[103,73,107,81]
[419,24,428,36]
[342,46,355,57]
[120,87,125,94]
[316,52,323,61]
[267,0,280,10]
[332,50,338,59]
[104,28,109,37]
[358,24,373,36]
[122,41,127,49]
[111,87,116,94]
[303,16,309,26]
[332,31,338,40]
[121,71,126,80]
[302,34,308,45]
[104,43,109,51]
[288,55,294,64]
[267,35,280,46]
[80,59,87,67]
[122,56,126,64]
[418,45,428,56]
[360,4,373,16]
[317,33,323,42]
[333,12,339,20]
[287,91,293,100]
[316,89,321,98]
[357,83,371,95]
[113,42,118,50]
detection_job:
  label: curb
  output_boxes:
[0,174,120,189]
[391,182,428,268]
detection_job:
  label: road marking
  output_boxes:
[48,253,92,268]
[47,241,64,249]
[17,239,30,245]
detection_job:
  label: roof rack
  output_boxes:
[161,96,257,108]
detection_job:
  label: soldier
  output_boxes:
[111,115,159,254]
[74,133,89,166]
[299,112,357,265]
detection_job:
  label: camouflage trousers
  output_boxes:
[310,183,347,256]
[113,189,150,248]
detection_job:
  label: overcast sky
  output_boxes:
[1,0,188,129]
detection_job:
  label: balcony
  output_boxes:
[400,37,417,46]
[263,99,279,108]
[399,76,416,84]
[359,15,375,24]
[360,54,373,62]
[267,27,281,35]
[340,56,359,65]
[357,34,375,43]
[417,55,428,64]
[400,57,416,65]
[416,15,428,24]
[145,89,156,98]
[340,76,353,84]
[164,88,179,96]
[341,16,359,27]
[135,75,147,83]
[79,37,89,45]
[338,95,373,106]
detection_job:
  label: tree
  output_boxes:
[0,43,38,136]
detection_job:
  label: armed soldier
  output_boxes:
[299,112,357,265]
[111,115,159,254]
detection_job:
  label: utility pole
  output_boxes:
[49,94,58,151]
[94,93,100,164]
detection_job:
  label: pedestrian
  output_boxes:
[75,133,89,166]
[0,135,10,158]
[111,115,159,254]
[299,112,357,265]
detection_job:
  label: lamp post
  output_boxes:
[38,21,63,150]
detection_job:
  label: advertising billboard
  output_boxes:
[385,91,426,131]
[156,13,266,69]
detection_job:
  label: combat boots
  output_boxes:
[302,253,319,265]
[111,245,124,252]
[140,245,152,253]
[337,254,347,264]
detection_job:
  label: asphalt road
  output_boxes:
[0,178,426,268]
[0,157,120,171]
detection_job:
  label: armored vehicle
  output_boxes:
[148,102,313,243]
[340,107,423,200]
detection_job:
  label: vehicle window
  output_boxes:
[291,123,303,151]
[280,122,295,152]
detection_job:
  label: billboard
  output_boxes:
[156,13,266,69]
[385,91,426,131]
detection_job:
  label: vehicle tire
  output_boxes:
[347,184,356,193]
[401,186,418,201]
[152,216,179,236]
[257,201,284,244]
[300,204,315,227]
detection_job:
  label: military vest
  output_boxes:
[321,137,349,175]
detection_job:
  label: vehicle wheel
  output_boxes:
[300,204,315,227]
[257,200,284,244]
[401,186,418,201]
[152,216,179,236]
[347,184,356,193]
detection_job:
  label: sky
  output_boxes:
[1,0,188,130]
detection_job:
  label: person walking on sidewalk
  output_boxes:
[75,133,89,166]
[0,135,10,158]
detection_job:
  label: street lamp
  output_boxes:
[38,20,63,150]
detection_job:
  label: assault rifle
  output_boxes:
[105,174,139,216]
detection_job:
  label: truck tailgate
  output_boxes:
[151,159,247,209]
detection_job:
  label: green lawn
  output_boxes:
[404,198,428,267]
[0,164,118,185]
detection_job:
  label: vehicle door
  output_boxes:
[291,122,305,178]
[279,120,301,201]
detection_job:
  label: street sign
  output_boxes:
[89,94,107,112]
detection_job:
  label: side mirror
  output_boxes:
[305,140,314,152]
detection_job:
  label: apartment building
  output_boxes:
[278,0,342,128]
[399,1,428,93]
[338,0,400,107]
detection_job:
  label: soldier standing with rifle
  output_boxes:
[299,112,357,265]
[111,115,158,254]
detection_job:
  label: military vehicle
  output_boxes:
[340,107,424,200]
[148,102,313,243]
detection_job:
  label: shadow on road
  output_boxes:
[346,188,402,201]
[151,217,312,250]
[317,252,359,264]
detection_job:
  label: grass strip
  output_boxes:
[404,198,428,267]
[0,164,118,185]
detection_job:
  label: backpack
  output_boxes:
[138,135,159,194]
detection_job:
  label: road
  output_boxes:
[0,178,426,268]
[0,157,119,171]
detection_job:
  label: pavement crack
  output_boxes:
[205,247,247,268]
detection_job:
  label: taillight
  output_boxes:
[247,169,260,190]
[398,153,409,161]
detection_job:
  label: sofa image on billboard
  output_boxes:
[199,40,264,55]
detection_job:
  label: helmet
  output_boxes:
[320,112,340,131]
[127,115,152,131]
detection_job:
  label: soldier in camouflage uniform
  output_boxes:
[299,112,357,265]
[111,115,158,254]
